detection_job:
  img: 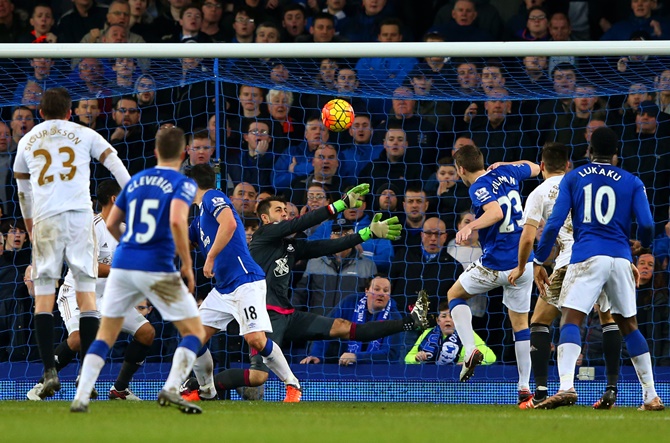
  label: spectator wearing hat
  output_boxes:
[431,0,492,42]
[373,182,403,220]
[620,100,670,233]
[293,221,378,317]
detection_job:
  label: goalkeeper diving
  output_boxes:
[182,183,430,400]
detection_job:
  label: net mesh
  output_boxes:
[0,54,668,396]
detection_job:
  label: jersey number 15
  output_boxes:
[123,199,159,244]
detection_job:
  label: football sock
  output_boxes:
[35,312,56,370]
[54,339,77,372]
[214,369,249,391]
[624,330,658,402]
[79,311,100,358]
[350,319,404,341]
[74,340,109,403]
[530,323,551,397]
[601,322,621,387]
[514,329,531,391]
[163,335,200,394]
[258,339,300,388]
[114,339,150,391]
[449,300,476,356]
[557,323,582,392]
[191,347,216,398]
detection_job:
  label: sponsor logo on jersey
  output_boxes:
[474,187,490,202]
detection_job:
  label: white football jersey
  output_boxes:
[522,175,573,270]
[13,119,115,223]
[63,214,118,297]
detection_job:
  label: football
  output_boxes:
[321,99,355,132]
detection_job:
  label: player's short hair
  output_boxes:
[40,87,71,120]
[256,195,286,218]
[96,180,121,206]
[589,126,619,158]
[188,164,216,190]
[541,142,569,173]
[453,144,485,173]
[155,126,186,161]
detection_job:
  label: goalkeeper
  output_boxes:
[184,184,429,400]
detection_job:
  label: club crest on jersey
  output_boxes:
[211,197,225,206]
[273,257,289,277]
[287,244,295,253]
[474,187,490,202]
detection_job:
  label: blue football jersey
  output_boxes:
[113,167,196,272]
[536,162,654,264]
[189,189,264,293]
[469,164,532,270]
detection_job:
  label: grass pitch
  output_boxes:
[1,401,668,443]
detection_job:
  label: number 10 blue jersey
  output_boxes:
[469,164,533,271]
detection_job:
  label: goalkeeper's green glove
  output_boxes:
[359,213,402,241]
[329,183,370,214]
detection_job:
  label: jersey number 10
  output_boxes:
[583,184,615,225]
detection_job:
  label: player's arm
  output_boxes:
[106,205,126,241]
[14,172,34,238]
[296,233,364,261]
[632,180,655,249]
[202,207,236,279]
[170,198,195,294]
[99,147,131,188]
[455,201,503,244]
[508,221,538,286]
[488,161,541,178]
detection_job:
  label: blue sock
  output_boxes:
[624,329,649,358]
[259,339,273,358]
[514,328,530,342]
[196,343,209,358]
[88,340,110,360]
[558,323,581,346]
[448,298,468,312]
[179,335,201,355]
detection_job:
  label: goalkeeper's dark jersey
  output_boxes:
[249,206,364,313]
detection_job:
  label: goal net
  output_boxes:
[0,42,668,403]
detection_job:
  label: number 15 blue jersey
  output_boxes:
[113,167,196,272]
[536,162,654,264]
[469,164,532,271]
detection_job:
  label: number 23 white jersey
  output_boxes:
[13,119,115,223]
[63,214,118,297]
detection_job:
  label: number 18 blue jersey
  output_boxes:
[469,164,533,271]
[113,167,196,272]
[536,162,654,264]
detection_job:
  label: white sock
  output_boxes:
[514,339,531,391]
[192,348,215,397]
[74,353,105,403]
[262,340,300,388]
[163,346,197,394]
[557,343,581,392]
[451,304,476,357]
[631,353,658,403]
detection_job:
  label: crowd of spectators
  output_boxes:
[0,0,669,370]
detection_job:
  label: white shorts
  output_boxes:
[547,266,611,312]
[101,269,199,322]
[459,260,533,313]
[32,211,97,293]
[560,256,635,317]
[199,280,272,336]
[57,284,149,336]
